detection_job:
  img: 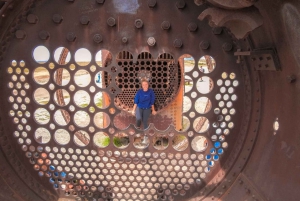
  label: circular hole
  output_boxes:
[74,130,90,147]
[94,91,111,109]
[153,134,169,150]
[233,80,239,87]
[197,76,213,94]
[74,111,90,127]
[34,88,50,105]
[35,128,51,144]
[229,73,236,79]
[94,132,110,148]
[181,116,190,132]
[96,50,112,67]
[195,97,212,114]
[192,71,199,78]
[94,71,106,89]
[33,67,50,85]
[228,87,234,94]
[215,94,221,101]
[273,119,279,131]
[94,112,110,129]
[223,94,229,101]
[231,94,238,101]
[226,101,233,108]
[184,76,193,93]
[180,55,195,72]
[54,89,70,106]
[75,48,91,66]
[133,134,150,149]
[74,70,91,87]
[54,68,70,86]
[198,55,216,74]
[74,90,90,108]
[54,47,71,65]
[228,122,234,129]
[225,80,231,86]
[191,136,208,152]
[113,133,130,149]
[34,108,50,125]
[193,117,210,133]
[33,46,50,64]
[183,96,192,113]
[54,129,70,145]
[172,135,188,151]
[54,109,70,126]
[221,72,228,79]
[217,79,223,86]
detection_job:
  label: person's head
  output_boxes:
[141,79,149,91]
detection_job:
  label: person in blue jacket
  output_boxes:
[132,79,156,129]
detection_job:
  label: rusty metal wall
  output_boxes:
[0,0,299,201]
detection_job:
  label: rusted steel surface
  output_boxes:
[0,0,299,201]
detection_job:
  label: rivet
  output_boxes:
[96,0,105,4]
[287,75,296,83]
[39,30,50,40]
[52,14,63,24]
[199,40,210,50]
[80,16,90,25]
[148,0,157,8]
[66,32,76,42]
[223,42,233,52]
[107,17,116,27]
[27,14,38,24]
[147,37,156,46]
[161,21,171,30]
[93,34,103,43]
[212,27,223,35]
[188,22,198,32]
[176,0,186,9]
[135,19,144,28]
[173,39,182,48]
[15,30,26,39]
[122,37,128,43]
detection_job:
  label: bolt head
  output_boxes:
[27,14,38,24]
[199,41,210,50]
[135,19,144,29]
[96,0,105,4]
[80,16,90,25]
[188,22,198,32]
[39,30,50,40]
[66,32,76,42]
[107,17,116,27]
[15,30,26,39]
[147,37,156,46]
[148,0,157,8]
[287,75,296,83]
[223,43,233,52]
[93,34,103,43]
[173,39,183,48]
[176,0,186,9]
[161,21,171,30]
[194,0,205,6]
[52,14,63,24]
[122,37,128,43]
[212,27,223,35]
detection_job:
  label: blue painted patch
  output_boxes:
[214,141,221,148]
[213,155,219,161]
[113,0,140,14]
[217,148,224,155]
[205,155,211,160]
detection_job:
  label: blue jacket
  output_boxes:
[134,89,155,109]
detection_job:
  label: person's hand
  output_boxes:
[152,110,157,115]
[131,110,135,115]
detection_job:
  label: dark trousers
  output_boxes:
[135,107,151,129]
